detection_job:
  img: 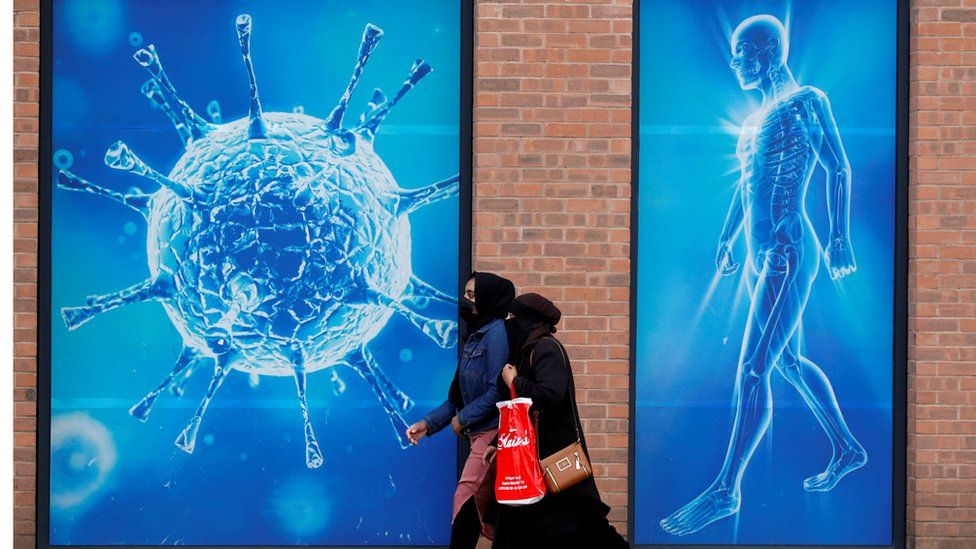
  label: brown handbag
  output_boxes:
[531,341,593,494]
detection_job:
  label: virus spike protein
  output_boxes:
[235,14,267,140]
[406,274,459,309]
[61,275,173,331]
[370,359,413,413]
[170,357,202,397]
[132,45,211,140]
[358,59,433,138]
[56,170,151,217]
[104,141,201,203]
[395,174,460,216]
[368,289,458,349]
[359,88,387,124]
[129,347,202,421]
[345,345,412,449]
[175,354,236,454]
[140,79,192,145]
[290,351,325,469]
[324,24,384,132]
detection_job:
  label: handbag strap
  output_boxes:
[529,338,582,444]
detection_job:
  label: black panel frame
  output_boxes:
[36,1,474,547]
[627,1,910,547]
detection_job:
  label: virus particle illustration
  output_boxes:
[56,15,459,469]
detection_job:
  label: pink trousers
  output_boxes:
[452,427,498,539]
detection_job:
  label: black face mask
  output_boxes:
[459,297,478,324]
[459,297,490,341]
[504,317,537,364]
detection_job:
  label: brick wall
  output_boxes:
[13,0,39,547]
[11,1,976,547]
[472,0,633,529]
[908,1,976,547]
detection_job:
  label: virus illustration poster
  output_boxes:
[47,0,465,545]
[633,0,898,546]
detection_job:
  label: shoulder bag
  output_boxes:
[531,340,593,494]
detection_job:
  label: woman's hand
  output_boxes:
[451,416,463,436]
[406,420,428,445]
[483,445,497,466]
[502,364,517,388]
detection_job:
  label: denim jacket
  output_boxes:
[423,318,508,436]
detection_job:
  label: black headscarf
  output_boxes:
[449,272,515,407]
[458,271,516,336]
[471,272,516,320]
[505,293,562,364]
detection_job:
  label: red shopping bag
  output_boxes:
[494,385,546,506]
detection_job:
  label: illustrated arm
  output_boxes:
[812,90,856,279]
[455,326,508,429]
[715,180,745,275]
[720,183,745,244]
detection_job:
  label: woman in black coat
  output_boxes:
[486,293,629,549]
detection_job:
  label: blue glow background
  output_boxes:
[634,0,895,545]
[50,0,461,545]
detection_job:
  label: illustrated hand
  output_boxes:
[406,420,428,445]
[824,236,857,280]
[451,416,463,436]
[502,364,517,388]
[715,240,740,276]
[483,445,497,466]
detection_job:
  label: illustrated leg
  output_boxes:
[777,341,867,491]
[660,264,774,536]
[662,227,806,536]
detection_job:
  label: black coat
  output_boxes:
[492,337,628,548]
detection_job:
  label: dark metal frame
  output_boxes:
[35,1,474,547]
[627,0,910,547]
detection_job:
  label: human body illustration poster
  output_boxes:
[634,0,896,545]
[49,0,462,545]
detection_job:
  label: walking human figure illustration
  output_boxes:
[660,15,868,537]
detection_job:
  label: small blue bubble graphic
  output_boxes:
[203,434,215,446]
[128,32,143,47]
[53,149,74,169]
[399,348,414,362]
[123,221,137,236]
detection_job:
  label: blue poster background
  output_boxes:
[634,0,895,545]
[50,0,460,545]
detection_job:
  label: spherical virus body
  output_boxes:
[57,15,459,469]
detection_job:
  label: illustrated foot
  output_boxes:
[803,444,867,492]
[660,486,740,537]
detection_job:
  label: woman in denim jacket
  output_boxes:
[406,272,514,548]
